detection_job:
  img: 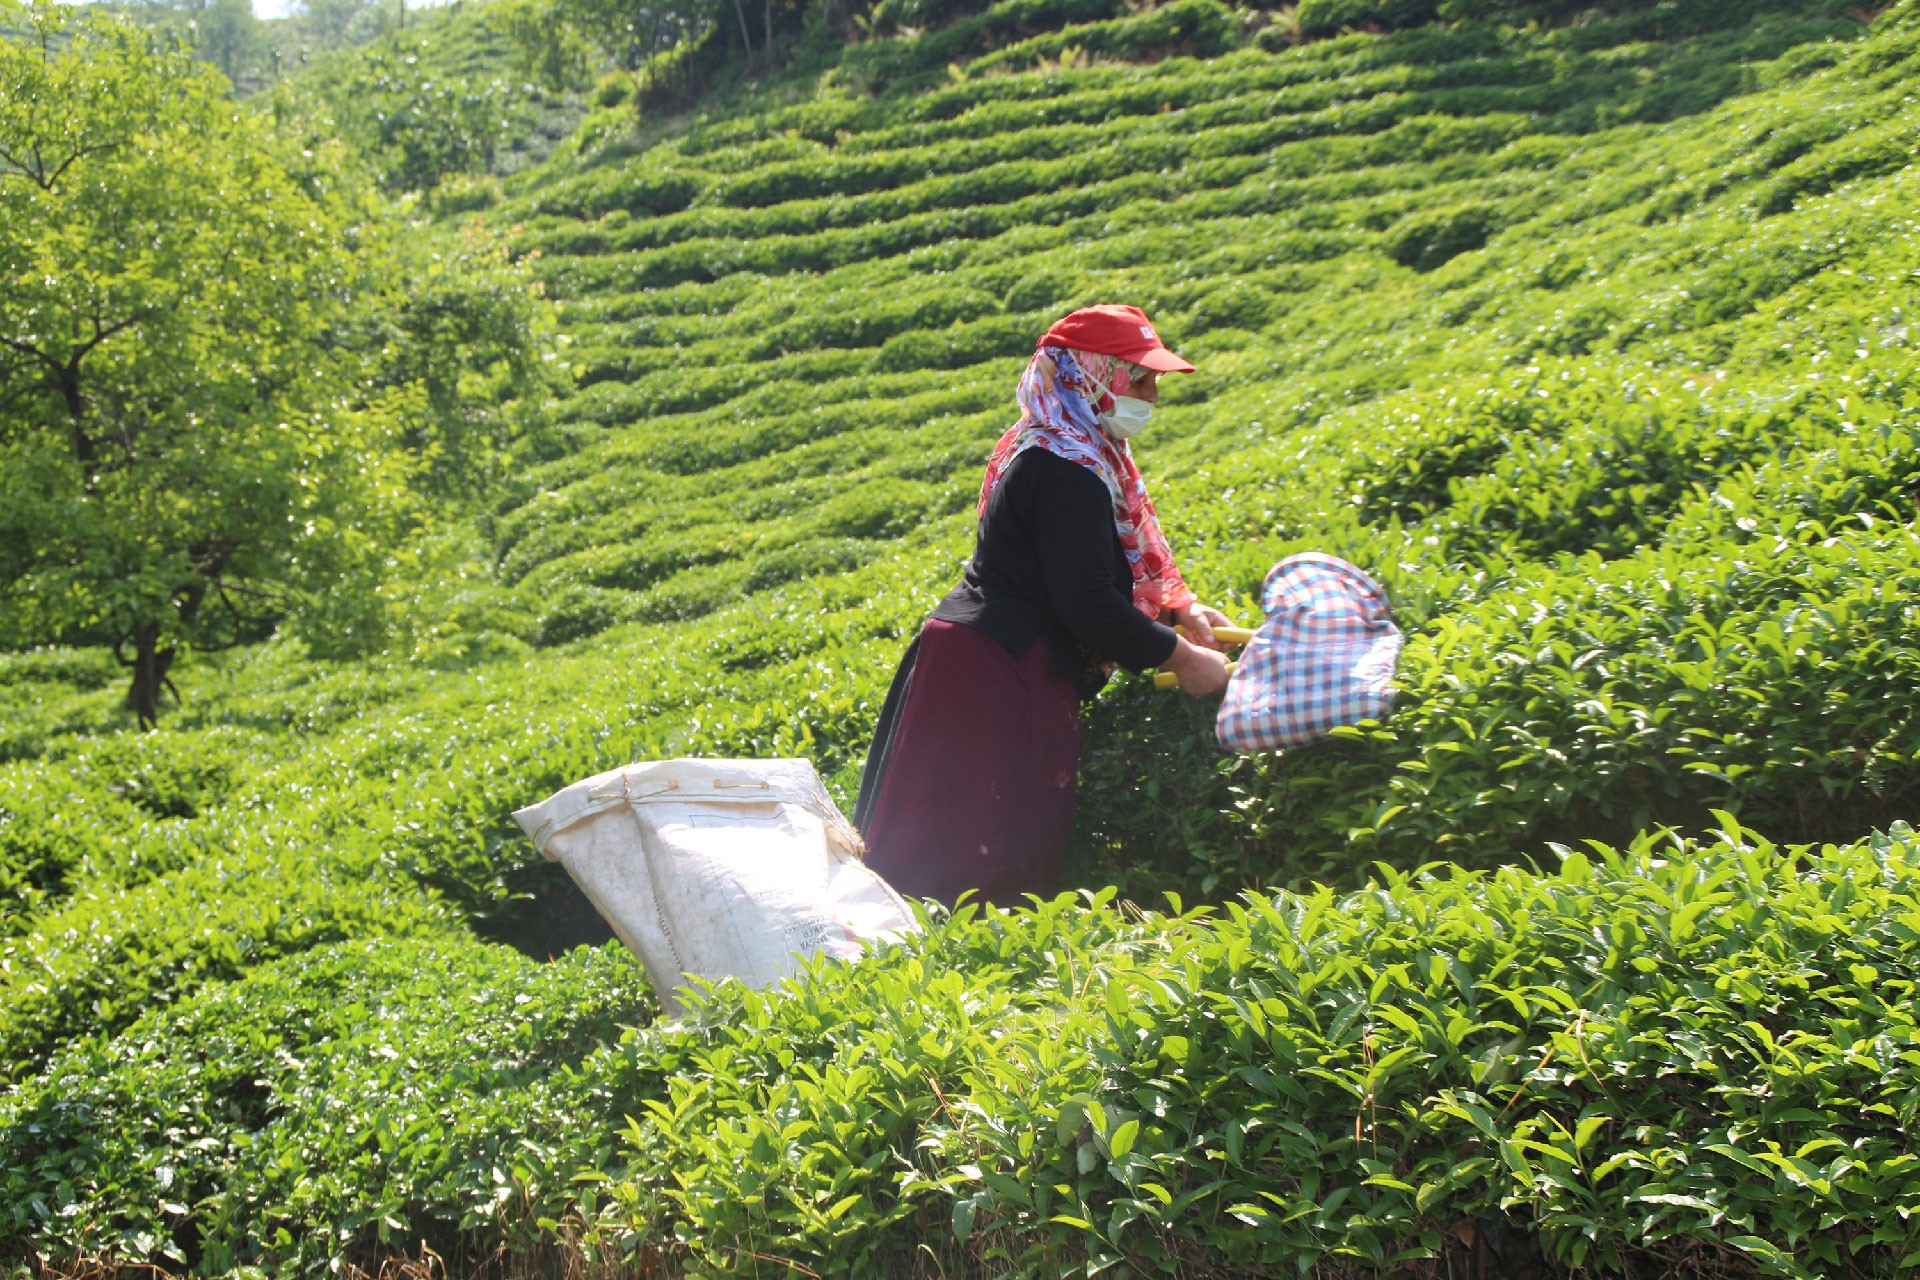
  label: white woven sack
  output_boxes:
[1216,553,1401,752]
[512,758,918,1013]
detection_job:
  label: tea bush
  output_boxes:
[0,770,116,936]
[6,0,1920,1274]
[1384,201,1503,271]
[0,647,118,692]
[0,848,461,1080]
[961,0,1239,74]
[14,824,1919,1276]
[0,935,652,1272]
[574,821,1920,1280]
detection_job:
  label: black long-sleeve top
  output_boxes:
[932,447,1179,697]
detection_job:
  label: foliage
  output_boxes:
[0,935,651,1273]
[574,823,1920,1280]
[285,3,591,185]
[499,0,693,79]
[0,0,423,724]
[10,825,1920,1277]
[5,0,1920,1275]
[320,39,512,192]
[351,220,569,500]
[189,0,267,87]
[494,0,597,87]
[0,2,566,719]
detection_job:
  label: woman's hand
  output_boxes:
[1170,601,1236,651]
[1160,636,1231,696]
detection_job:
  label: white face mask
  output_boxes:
[1088,364,1153,440]
[1098,394,1154,440]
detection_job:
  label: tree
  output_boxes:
[495,0,595,86]
[292,0,371,49]
[498,0,698,81]
[107,0,269,89]
[0,0,417,725]
[192,0,266,87]
[321,41,508,192]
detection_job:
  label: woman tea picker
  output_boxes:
[853,304,1234,905]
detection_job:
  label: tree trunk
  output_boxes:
[126,621,176,731]
[124,583,201,730]
[60,361,98,488]
[763,0,773,72]
[731,0,753,64]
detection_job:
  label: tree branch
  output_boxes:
[193,579,248,651]
[184,573,289,652]
[75,312,144,362]
[0,309,142,371]
[208,575,291,604]
[0,139,123,191]
[0,333,64,374]
[0,353,55,420]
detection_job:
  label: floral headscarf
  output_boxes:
[977,345,1194,620]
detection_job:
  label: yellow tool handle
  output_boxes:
[1154,624,1251,688]
[1154,661,1237,689]
[1177,624,1256,645]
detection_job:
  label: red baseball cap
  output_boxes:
[1039,304,1196,373]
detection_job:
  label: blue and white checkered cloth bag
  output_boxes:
[1216,553,1401,752]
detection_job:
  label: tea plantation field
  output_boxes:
[5,0,1920,1275]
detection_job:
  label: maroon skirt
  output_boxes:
[856,619,1081,906]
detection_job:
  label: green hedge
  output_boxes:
[14,825,1917,1276]
[0,851,460,1080]
[0,936,652,1273]
[6,5,1920,1277]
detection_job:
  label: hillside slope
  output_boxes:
[4,1,1920,1275]
[499,0,1920,889]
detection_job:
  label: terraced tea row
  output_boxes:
[5,4,1920,1274]
[499,8,1875,646]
